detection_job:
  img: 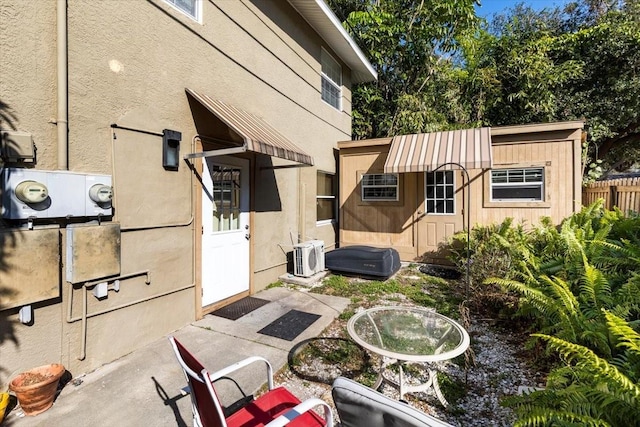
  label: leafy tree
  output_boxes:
[329,0,640,177]
[327,0,479,139]
[463,0,640,176]
[554,4,640,174]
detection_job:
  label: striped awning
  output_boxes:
[384,128,493,173]
[186,88,314,165]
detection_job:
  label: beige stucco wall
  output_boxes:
[0,0,354,387]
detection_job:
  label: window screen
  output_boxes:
[361,173,398,201]
[491,168,544,201]
[321,50,342,110]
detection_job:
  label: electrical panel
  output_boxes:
[1,168,113,220]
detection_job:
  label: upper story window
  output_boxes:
[426,171,455,214]
[317,172,336,223]
[491,167,544,201]
[321,50,342,110]
[361,173,398,201]
[165,0,201,22]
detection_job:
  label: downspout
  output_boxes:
[57,0,68,170]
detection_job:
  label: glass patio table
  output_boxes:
[347,306,470,406]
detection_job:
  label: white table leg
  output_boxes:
[398,362,405,400]
[430,369,449,407]
[373,359,450,407]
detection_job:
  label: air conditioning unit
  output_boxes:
[293,240,325,277]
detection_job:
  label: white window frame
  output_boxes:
[490,167,545,202]
[425,171,456,215]
[164,0,202,23]
[321,49,342,110]
[361,173,399,201]
[316,171,336,225]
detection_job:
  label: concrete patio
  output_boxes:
[3,287,350,427]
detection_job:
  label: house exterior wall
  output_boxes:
[0,0,357,388]
[338,123,583,262]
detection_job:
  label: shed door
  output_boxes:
[417,171,464,260]
[201,156,250,307]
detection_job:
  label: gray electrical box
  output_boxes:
[1,130,36,162]
[66,223,121,283]
[0,226,61,309]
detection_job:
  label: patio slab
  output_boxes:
[4,287,349,427]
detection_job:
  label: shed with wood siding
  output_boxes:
[338,121,584,263]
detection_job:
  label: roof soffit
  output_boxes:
[286,0,377,83]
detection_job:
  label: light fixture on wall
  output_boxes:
[162,129,182,171]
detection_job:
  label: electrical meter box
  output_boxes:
[2,169,50,219]
[85,174,113,216]
[1,168,113,219]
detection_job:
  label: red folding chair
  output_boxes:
[169,336,333,427]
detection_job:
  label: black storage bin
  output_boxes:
[325,246,401,279]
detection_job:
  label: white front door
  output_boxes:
[201,156,250,307]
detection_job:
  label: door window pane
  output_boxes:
[425,171,455,214]
[211,166,241,231]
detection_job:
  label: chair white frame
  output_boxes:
[169,336,333,427]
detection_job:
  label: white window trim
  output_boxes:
[316,172,336,225]
[490,167,545,202]
[164,0,202,23]
[321,49,342,111]
[425,171,456,216]
[361,173,399,201]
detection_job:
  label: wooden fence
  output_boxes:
[583,177,640,213]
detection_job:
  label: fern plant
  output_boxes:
[506,311,640,427]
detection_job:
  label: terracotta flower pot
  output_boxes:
[9,364,65,416]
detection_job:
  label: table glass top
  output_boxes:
[347,306,470,361]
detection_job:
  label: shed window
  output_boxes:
[491,168,544,201]
[317,172,336,223]
[426,171,455,214]
[361,173,398,201]
[321,50,342,110]
[164,0,201,21]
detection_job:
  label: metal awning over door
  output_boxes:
[383,127,492,173]
[185,88,314,165]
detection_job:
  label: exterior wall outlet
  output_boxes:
[1,131,36,163]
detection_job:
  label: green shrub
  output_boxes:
[505,311,640,427]
[448,217,532,316]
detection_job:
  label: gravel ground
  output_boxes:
[272,269,544,426]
